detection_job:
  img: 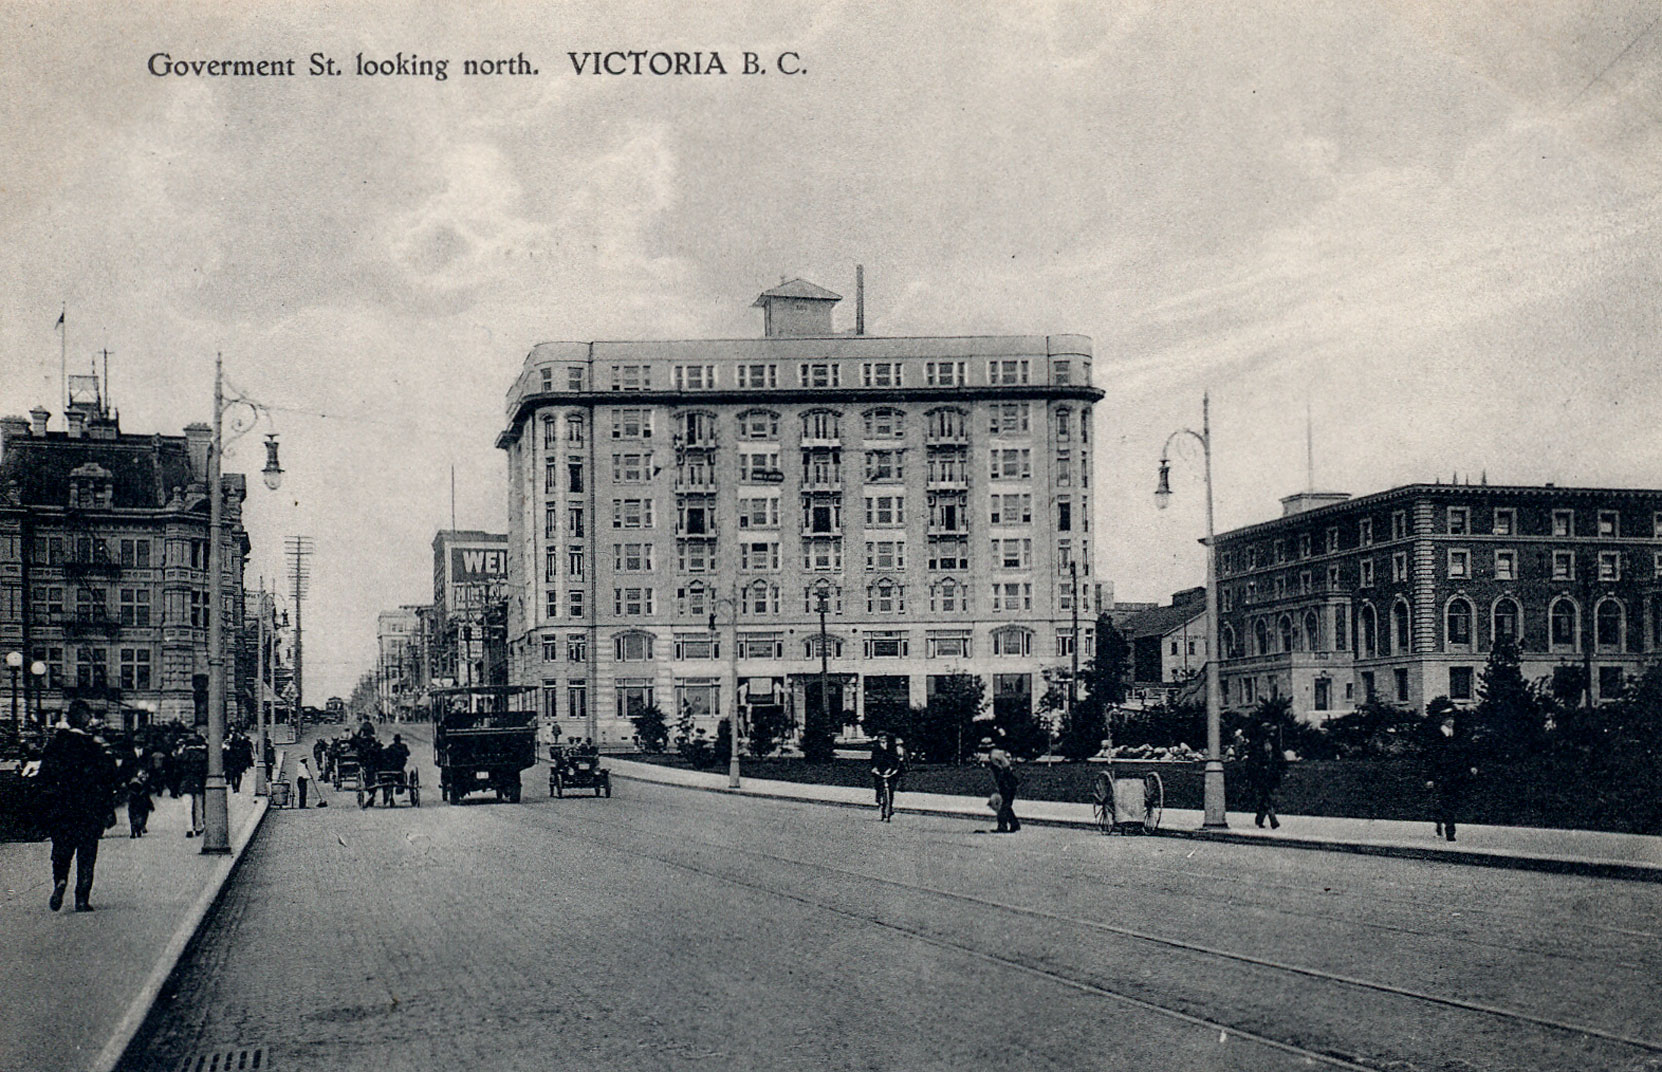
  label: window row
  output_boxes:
[580,358,1079,392]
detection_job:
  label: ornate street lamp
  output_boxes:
[813,579,834,756]
[202,354,282,854]
[29,659,46,728]
[1157,392,1226,828]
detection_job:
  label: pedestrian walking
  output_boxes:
[984,736,1021,833]
[125,771,154,837]
[177,732,209,837]
[294,757,313,809]
[35,702,118,912]
[1244,726,1286,829]
[1424,710,1477,842]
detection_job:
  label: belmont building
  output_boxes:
[496,278,1103,747]
[1214,483,1662,721]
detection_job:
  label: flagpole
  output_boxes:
[58,306,66,413]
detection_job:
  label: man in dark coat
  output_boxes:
[984,736,1021,833]
[1244,726,1287,829]
[36,702,117,911]
[177,732,209,837]
[1425,711,1477,842]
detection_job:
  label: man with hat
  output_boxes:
[36,701,118,911]
[983,735,1021,833]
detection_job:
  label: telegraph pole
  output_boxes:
[286,536,313,722]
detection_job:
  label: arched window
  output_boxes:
[1303,610,1320,652]
[1391,600,1411,654]
[679,582,710,619]
[925,407,968,440]
[867,578,905,614]
[1445,598,1473,649]
[862,407,906,439]
[1492,598,1521,646]
[1254,619,1270,657]
[1278,615,1294,653]
[1596,598,1625,650]
[541,416,557,450]
[1550,598,1579,651]
[613,632,654,661]
[565,413,586,445]
[742,580,778,616]
[1220,624,1237,660]
[1360,604,1377,657]
[801,409,841,441]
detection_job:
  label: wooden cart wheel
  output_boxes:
[1091,772,1114,834]
[1143,772,1164,832]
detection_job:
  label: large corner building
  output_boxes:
[496,279,1103,747]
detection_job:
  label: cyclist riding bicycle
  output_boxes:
[870,732,901,821]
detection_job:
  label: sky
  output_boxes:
[2,1,1660,699]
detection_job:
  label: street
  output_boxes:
[119,725,1662,1072]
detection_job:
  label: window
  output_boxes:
[614,543,655,572]
[569,506,586,538]
[1493,598,1521,643]
[742,580,779,615]
[188,590,207,628]
[800,363,841,389]
[1325,527,1339,554]
[1057,497,1072,532]
[1299,570,1312,595]
[678,541,713,573]
[802,410,841,440]
[987,403,1029,435]
[1273,539,1287,565]
[1054,408,1073,443]
[928,492,968,532]
[1334,605,1348,651]
[1449,666,1473,701]
[930,579,968,613]
[677,583,711,619]
[566,679,588,722]
[926,361,966,386]
[567,367,586,391]
[1446,598,1473,648]
[1391,552,1407,583]
[1553,510,1574,537]
[864,450,904,482]
[991,583,1031,612]
[612,408,653,439]
[1552,551,1575,580]
[1597,599,1624,649]
[540,367,554,392]
[1550,599,1578,650]
[1391,601,1411,653]
[737,410,779,439]
[866,581,905,614]
[612,364,651,391]
[615,632,654,660]
[672,364,715,391]
[740,541,780,572]
[865,539,906,572]
[545,506,560,540]
[567,635,587,662]
[991,627,1032,656]
[804,633,844,659]
[1326,564,1340,590]
[1052,359,1072,385]
[675,635,718,660]
[1055,452,1073,487]
[989,448,1031,480]
[1391,511,1407,540]
[1655,512,1662,538]
[865,494,905,527]
[1359,605,1377,656]
[118,588,152,626]
[737,495,780,530]
[118,539,152,568]
[1598,551,1621,581]
[1598,510,1620,537]
[740,451,781,481]
[568,589,586,618]
[568,548,585,577]
[613,587,655,616]
[1655,550,1662,579]
[736,364,777,389]
[988,359,1030,385]
[612,452,654,483]
[566,415,586,445]
[1494,550,1516,581]
[75,646,108,689]
[927,536,969,571]
[1448,549,1470,580]
[612,499,655,529]
[926,408,967,439]
[1599,666,1626,702]
[541,417,556,450]
[803,497,842,534]
[739,634,784,659]
[802,538,843,572]
[1359,518,1374,546]
[568,458,585,493]
[1447,507,1469,535]
[990,493,1032,525]
[1394,667,1409,703]
[616,680,654,719]
[862,362,902,388]
[804,584,843,616]
[118,648,152,691]
[991,538,1031,569]
[1493,508,1516,535]
[928,635,970,658]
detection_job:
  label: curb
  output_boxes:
[610,769,1662,884]
[92,777,275,1072]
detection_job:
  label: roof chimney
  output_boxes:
[66,409,86,438]
[30,407,49,436]
[184,422,212,479]
[0,416,29,456]
[856,265,865,336]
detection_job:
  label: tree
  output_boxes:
[912,672,987,763]
[630,703,669,753]
[1471,636,1541,757]
[1089,615,1130,706]
[799,701,839,763]
[746,704,793,758]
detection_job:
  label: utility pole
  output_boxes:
[815,582,832,753]
[1069,560,1080,738]
[286,536,313,723]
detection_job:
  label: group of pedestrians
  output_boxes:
[867,731,1027,834]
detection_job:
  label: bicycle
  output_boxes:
[875,770,897,822]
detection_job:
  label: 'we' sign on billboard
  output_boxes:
[452,547,507,580]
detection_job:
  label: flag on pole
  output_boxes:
[54,310,64,329]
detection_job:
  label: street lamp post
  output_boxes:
[253,587,269,796]
[202,353,283,854]
[29,660,46,729]
[1156,392,1226,829]
[710,583,741,789]
[813,580,833,755]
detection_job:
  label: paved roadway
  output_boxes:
[119,724,1662,1072]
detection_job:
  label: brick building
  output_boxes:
[495,278,1103,747]
[430,530,508,691]
[0,378,249,730]
[1214,484,1662,722]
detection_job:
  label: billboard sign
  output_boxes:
[451,547,507,581]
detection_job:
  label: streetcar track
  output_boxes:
[542,794,1662,1059]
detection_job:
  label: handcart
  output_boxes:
[1092,765,1164,834]
[358,767,420,808]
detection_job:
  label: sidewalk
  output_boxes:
[609,759,1662,882]
[0,771,270,1072]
